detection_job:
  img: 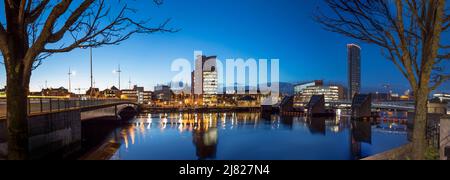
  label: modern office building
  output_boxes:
[433,93,450,103]
[191,55,218,106]
[134,86,145,104]
[294,80,324,94]
[348,44,361,100]
[143,91,153,104]
[297,85,345,103]
[121,89,138,102]
[154,85,174,103]
[121,85,145,104]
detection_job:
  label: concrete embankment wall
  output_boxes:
[28,110,82,159]
[0,110,82,160]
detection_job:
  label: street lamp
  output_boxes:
[80,47,94,96]
[113,64,122,90]
[68,68,72,93]
[68,68,76,93]
[89,47,93,96]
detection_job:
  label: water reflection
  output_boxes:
[350,120,372,160]
[97,111,409,160]
[193,126,218,160]
[308,117,326,135]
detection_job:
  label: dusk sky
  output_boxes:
[0,0,449,93]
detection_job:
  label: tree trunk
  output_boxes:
[6,63,30,160]
[411,85,429,160]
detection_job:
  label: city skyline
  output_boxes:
[0,0,448,93]
[0,0,448,162]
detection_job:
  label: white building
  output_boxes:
[192,55,218,105]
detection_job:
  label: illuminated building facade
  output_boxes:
[433,93,450,102]
[294,80,323,94]
[298,85,344,102]
[143,91,153,104]
[154,85,174,105]
[121,85,145,104]
[192,55,218,106]
[41,87,71,97]
[101,86,120,98]
[295,84,345,107]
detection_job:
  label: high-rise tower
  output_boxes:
[347,44,361,100]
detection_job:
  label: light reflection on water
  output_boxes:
[105,112,408,160]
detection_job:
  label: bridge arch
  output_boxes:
[81,103,139,121]
[117,104,138,120]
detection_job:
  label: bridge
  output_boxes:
[326,100,416,111]
[0,98,138,160]
[0,98,138,120]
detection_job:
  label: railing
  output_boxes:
[0,98,133,117]
[426,115,441,150]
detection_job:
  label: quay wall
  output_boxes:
[28,110,82,159]
[362,143,413,160]
[139,106,261,114]
[0,110,83,159]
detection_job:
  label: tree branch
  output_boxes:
[0,23,5,37]
[430,74,450,91]
[438,53,450,59]
[25,0,50,24]
[18,0,27,25]
[0,23,6,53]
[42,2,177,54]
[48,0,95,43]
[316,0,448,92]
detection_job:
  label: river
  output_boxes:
[81,111,409,160]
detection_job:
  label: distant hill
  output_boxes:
[278,82,295,96]
[217,82,295,96]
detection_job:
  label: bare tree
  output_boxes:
[316,0,449,159]
[0,0,176,160]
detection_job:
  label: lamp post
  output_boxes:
[90,47,93,96]
[114,64,122,90]
[68,68,72,93]
[80,47,94,96]
[128,77,132,89]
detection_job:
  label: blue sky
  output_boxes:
[0,0,448,93]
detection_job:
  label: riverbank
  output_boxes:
[79,140,120,160]
[362,144,413,160]
[139,106,261,114]
[65,117,125,160]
